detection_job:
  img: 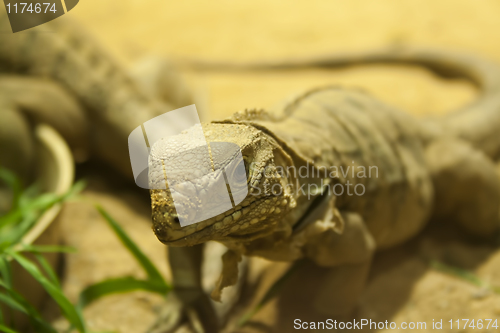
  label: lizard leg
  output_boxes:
[303,212,375,316]
[149,244,219,333]
[426,139,500,237]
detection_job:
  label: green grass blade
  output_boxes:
[0,324,20,333]
[431,260,500,294]
[0,168,22,211]
[18,183,42,204]
[95,206,167,286]
[33,253,61,288]
[0,258,12,288]
[20,244,77,253]
[0,280,56,333]
[79,277,170,308]
[0,212,24,231]
[0,214,38,246]
[0,180,86,231]
[0,177,87,333]
[0,280,41,318]
[6,251,86,333]
[19,193,60,212]
[0,293,27,314]
[0,194,59,230]
[431,261,485,287]
[62,180,87,200]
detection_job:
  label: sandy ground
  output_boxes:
[46,1,500,332]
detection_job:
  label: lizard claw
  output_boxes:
[147,291,219,333]
[147,293,186,333]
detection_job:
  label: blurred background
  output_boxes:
[16,1,500,332]
[70,0,500,119]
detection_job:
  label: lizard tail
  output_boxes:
[185,47,500,158]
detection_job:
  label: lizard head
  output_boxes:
[150,122,297,246]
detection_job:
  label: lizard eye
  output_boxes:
[243,156,253,184]
[229,156,252,188]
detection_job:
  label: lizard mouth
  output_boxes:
[152,195,274,246]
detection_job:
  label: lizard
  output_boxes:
[1,9,499,333]
[148,49,500,332]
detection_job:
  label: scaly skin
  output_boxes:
[150,49,500,331]
[152,48,500,250]
[152,91,432,249]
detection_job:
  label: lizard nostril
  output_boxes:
[173,217,180,224]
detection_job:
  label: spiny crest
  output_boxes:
[231,108,277,122]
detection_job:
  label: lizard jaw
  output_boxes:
[151,194,259,245]
[152,193,288,246]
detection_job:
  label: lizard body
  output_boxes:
[152,89,432,250]
[150,49,500,331]
[152,48,500,250]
